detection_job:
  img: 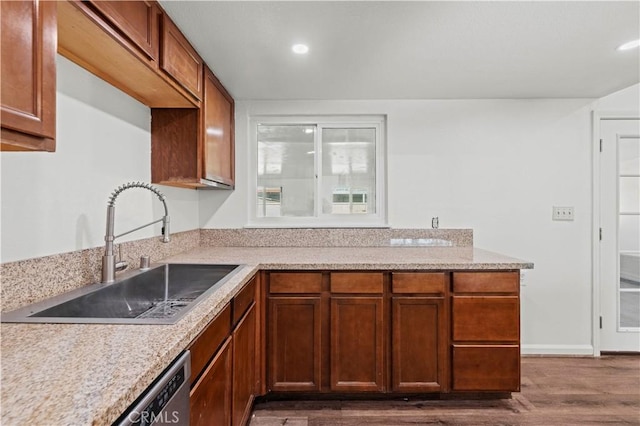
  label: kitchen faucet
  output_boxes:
[102,182,170,283]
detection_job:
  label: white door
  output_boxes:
[599,118,640,352]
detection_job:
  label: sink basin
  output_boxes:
[1,263,243,325]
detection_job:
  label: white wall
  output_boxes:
[198,84,639,354]
[0,55,199,263]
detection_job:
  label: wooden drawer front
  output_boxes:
[233,277,257,325]
[269,272,323,294]
[453,296,519,342]
[330,272,384,294]
[189,303,231,384]
[392,272,445,294]
[452,345,520,391]
[453,272,519,294]
[88,0,159,60]
[160,14,203,100]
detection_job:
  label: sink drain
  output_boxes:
[136,300,195,319]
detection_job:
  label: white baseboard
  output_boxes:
[521,344,594,356]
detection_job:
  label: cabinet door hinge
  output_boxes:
[599,316,603,329]
[599,139,603,152]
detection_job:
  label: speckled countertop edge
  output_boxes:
[0,246,532,426]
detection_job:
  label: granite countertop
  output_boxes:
[0,246,532,425]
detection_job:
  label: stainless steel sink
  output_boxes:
[1,263,243,325]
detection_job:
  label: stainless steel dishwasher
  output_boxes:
[115,350,191,426]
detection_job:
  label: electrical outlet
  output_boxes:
[552,206,574,221]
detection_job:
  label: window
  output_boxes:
[250,116,386,226]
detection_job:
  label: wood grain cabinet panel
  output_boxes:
[269,272,323,294]
[268,297,322,392]
[331,296,384,392]
[392,297,447,392]
[232,303,256,426]
[150,65,234,189]
[392,272,446,294]
[160,13,203,100]
[453,272,519,294]
[233,277,256,326]
[203,67,235,188]
[88,0,159,60]
[190,337,232,426]
[452,345,520,391]
[452,296,519,342]
[189,303,231,385]
[1,0,56,151]
[330,272,383,294]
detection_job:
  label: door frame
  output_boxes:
[591,111,640,356]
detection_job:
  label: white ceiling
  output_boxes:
[159,1,640,100]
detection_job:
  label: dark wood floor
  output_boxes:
[250,356,640,425]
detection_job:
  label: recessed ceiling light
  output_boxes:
[292,44,309,55]
[617,39,640,51]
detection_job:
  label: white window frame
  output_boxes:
[248,115,387,228]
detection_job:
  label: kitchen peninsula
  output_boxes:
[0,229,533,425]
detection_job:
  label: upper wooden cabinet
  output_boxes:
[87,0,159,60]
[160,13,204,101]
[57,0,195,107]
[151,64,235,189]
[1,0,57,152]
[203,68,235,188]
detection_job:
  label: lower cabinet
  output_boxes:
[330,296,384,392]
[188,275,258,426]
[265,269,520,397]
[451,272,521,392]
[190,337,232,426]
[391,297,447,392]
[268,296,322,392]
[232,303,257,426]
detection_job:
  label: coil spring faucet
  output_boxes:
[102,182,170,283]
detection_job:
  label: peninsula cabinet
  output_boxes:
[330,272,385,392]
[391,272,448,393]
[451,271,520,392]
[1,0,57,152]
[265,269,521,398]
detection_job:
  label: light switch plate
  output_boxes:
[552,206,574,221]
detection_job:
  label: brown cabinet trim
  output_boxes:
[392,272,446,294]
[453,271,519,294]
[330,272,384,294]
[188,303,231,385]
[269,272,323,294]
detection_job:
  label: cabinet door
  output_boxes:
[1,0,56,151]
[392,297,447,392]
[330,296,384,392]
[268,297,322,392]
[232,303,256,426]
[202,67,235,187]
[190,337,232,426]
[160,14,203,100]
[88,0,159,60]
